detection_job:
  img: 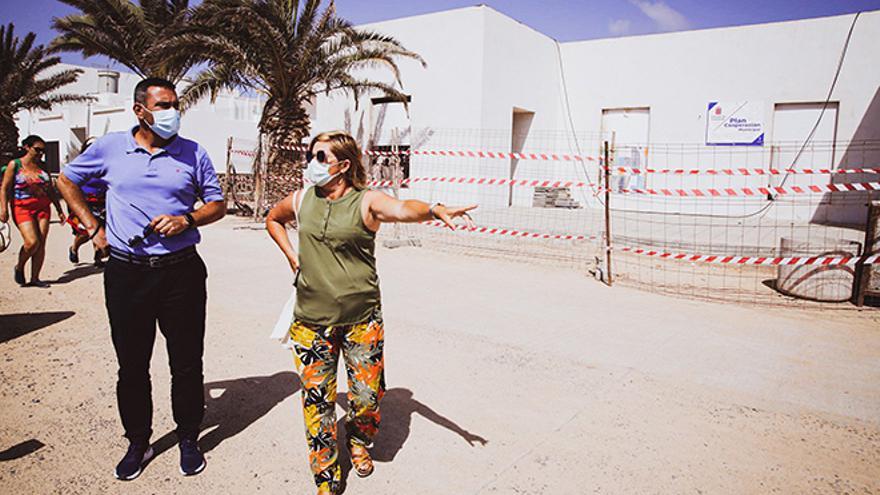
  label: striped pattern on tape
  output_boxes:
[421,221,878,266]
[232,147,877,176]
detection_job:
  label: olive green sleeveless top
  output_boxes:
[294,187,380,325]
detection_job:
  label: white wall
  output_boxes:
[17,7,879,223]
[317,6,880,221]
[15,64,263,173]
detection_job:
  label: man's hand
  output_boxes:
[0,209,8,224]
[150,214,189,237]
[91,226,108,254]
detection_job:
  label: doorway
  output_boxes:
[510,108,534,206]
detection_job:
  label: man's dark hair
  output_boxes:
[133,77,176,105]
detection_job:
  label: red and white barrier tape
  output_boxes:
[369,176,878,197]
[611,182,880,197]
[608,167,880,176]
[369,177,595,188]
[615,247,879,266]
[421,222,879,266]
[422,221,597,241]
[233,145,600,161]
[232,147,878,177]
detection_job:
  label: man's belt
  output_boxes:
[109,246,197,268]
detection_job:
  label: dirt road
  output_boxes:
[1,217,878,494]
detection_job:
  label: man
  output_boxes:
[57,77,226,481]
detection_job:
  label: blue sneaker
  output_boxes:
[114,442,153,481]
[178,438,206,476]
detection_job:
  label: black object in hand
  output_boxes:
[127,203,155,247]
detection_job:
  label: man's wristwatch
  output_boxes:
[184,213,196,228]
[429,203,445,219]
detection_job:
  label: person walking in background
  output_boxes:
[66,136,108,267]
[0,135,67,287]
[266,130,476,495]
[57,77,226,481]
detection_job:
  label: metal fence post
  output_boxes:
[604,140,613,286]
[853,199,880,306]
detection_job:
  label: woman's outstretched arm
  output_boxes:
[364,190,477,231]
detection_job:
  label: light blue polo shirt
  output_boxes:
[62,127,224,255]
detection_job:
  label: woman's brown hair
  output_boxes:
[308,131,366,190]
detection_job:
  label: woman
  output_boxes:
[266,131,475,495]
[66,137,108,267]
[0,135,66,287]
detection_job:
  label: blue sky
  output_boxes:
[2,0,880,69]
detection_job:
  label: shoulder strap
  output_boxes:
[13,159,21,173]
[292,187,310,225]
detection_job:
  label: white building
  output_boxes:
[310,6,880,226]
[17,6,880,226]
[13,66,265,175]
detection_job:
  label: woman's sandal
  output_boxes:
[349,442,374,478]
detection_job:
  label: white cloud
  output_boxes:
[630,1,690,32]
[608,19,632,36]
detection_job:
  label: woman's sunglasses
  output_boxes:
[31,147,45,154]
[305,149,346,165]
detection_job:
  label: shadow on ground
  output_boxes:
[0,439,45,462]
[335,387,488,491]
[48,264,103,285]
[151,371,300,457]
[0,311,75,344]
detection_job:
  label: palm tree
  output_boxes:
[50,0,196,82]
[164,0,425,203]
[0,23,90,164]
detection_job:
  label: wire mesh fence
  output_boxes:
[228,129,880,308]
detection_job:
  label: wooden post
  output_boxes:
[604,140,613,286]
[853,199,880,306]
[224,137,233,208]
[253,135,267,221]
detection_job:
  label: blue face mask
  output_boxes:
[304,158,342,187]
[144,107,180,139]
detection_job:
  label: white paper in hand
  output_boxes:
[270,289,296,348]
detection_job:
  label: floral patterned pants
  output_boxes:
[290,309,385,492]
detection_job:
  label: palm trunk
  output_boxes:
[0,113,20,166]
[259,99,311,209]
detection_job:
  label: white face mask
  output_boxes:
[304,158,342,187]
[143,107,180,139]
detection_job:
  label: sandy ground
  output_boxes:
[1,216,879,495]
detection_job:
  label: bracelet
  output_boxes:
[184,213,195,228]
[429,202,445,219]
[89,227,101,240]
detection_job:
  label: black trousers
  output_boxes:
[104,253,208,444]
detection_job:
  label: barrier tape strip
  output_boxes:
[369,177,595,188]
[231,148,877,176]
[607,167,880,176]
[611,182,880,197]
[421,221,879,266]
[369,176,877,197]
